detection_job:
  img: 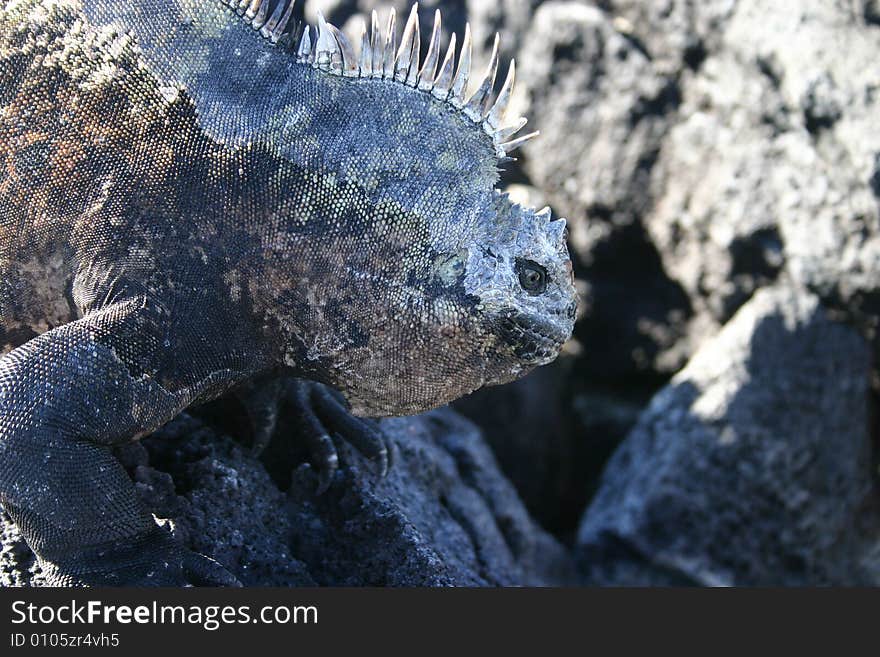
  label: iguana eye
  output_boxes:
[516,259,548,295]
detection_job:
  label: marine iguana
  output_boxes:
[0,0,577,586]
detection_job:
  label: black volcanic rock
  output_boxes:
[1,408,574,587]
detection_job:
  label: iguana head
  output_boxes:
[226,2,577,416]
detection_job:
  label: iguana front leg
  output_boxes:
[0,297,241,586]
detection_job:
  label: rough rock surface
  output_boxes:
[514,1,712,381]
[286,409,574,585]
[577,283,879,586]
[452,359,587,536]
[1,408,573,587]
[646,0,880,347]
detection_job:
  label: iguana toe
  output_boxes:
[286,380,391,487]
[40,527,241,587]
[309,383,391,478]
[182,551,243,587]
[238,377,389,491]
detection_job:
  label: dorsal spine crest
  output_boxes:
[218,0,538,159]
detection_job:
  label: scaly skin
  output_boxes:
[0,0,577,585]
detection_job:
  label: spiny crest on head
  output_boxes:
[220,0,538,160]
[496,191,567,242]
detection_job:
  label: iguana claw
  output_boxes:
[239,377,392,493]
[296,381,391,490]
[310,384,391,478]
[294,389,339,494]
[182,550,243,587]
[40,526,241,587]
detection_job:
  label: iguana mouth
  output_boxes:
[495,311,567,365]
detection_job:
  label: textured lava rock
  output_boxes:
[285,408,575,585]
[646,0,880,351]
[1,408,573,586]
[577,283,880,586]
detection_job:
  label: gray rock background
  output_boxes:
[3,0,879,585]
[577,282,878,585]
